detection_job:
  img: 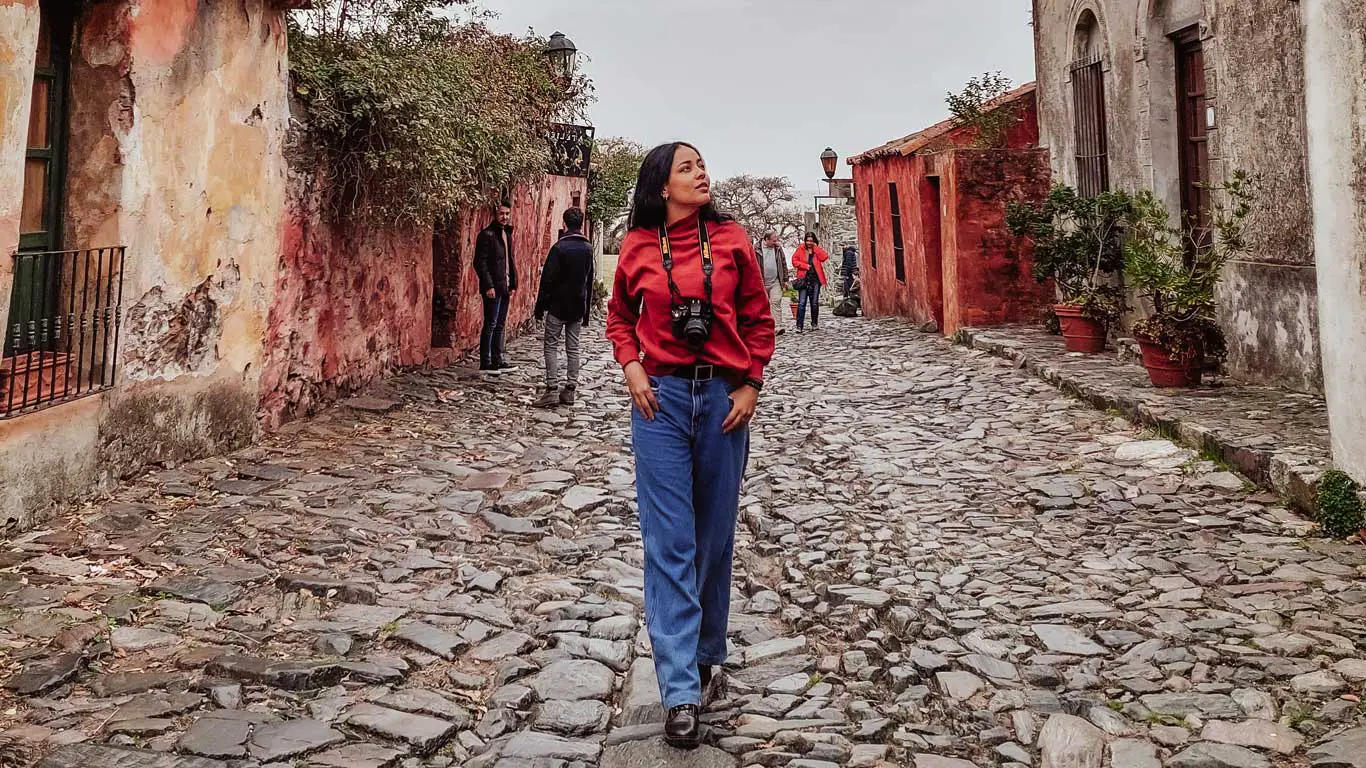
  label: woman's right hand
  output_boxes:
[624,362,660,420]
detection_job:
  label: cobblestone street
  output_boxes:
[2,318,1364,768]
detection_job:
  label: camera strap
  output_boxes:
[658,219,714,306]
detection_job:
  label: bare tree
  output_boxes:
[712,175,805,245]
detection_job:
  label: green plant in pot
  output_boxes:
[1123,171,1257,388]
[783,285,799,320]
[1006,185,1132,353]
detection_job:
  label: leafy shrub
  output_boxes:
[1124,171,1258,360]
[1006,184,1133,327]
[946,72,1019,149]
[288,0,592,223]
[1316,469,1364,539]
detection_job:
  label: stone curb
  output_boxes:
[955,327,1326,513]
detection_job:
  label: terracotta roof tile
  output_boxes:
[848,82,1037,166]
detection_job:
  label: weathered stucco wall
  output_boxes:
[258,164,434,428]
[1032,0,1321,392]
[1305,0,1366,482]
[0,0,289,531]
[942,149,1053,336]
[851,94,1048,334]
[434,174,589,354]
[261,170,588,429]
[0,0,41,339]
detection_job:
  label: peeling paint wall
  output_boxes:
[434,174,590,354]
[0,0,289,531]
[1033,0,1321,392]
[257,160,434,429]
[0,1,41,340]
[259,161,588,429]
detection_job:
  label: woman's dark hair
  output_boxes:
[804,231,820,245]
[629,142,732,231]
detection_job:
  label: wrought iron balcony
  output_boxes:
[2,246,125,418]
[548,123,595,178]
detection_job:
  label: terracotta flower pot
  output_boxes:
[1053,304,1107,353]
[1135,334,1203,388]
[789,301,799,320]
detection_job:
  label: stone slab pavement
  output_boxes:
[957,325,1333,513]
[1,316,1363,768]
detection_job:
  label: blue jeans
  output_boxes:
[632,376,749,709]
[797,283,821,329]
[480,294,509,367]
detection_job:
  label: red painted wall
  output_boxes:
[260,172,587,428]
[941,149,1053,334]
[852,91,1050,334]
[433,175,588,354]
[258,179,434,429]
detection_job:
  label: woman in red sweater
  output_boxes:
[791,232,830,331]
[607,142,775,748]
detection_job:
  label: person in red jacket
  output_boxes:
[607,142,775,749]
[791,232,829,331]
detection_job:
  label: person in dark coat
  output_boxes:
[474,203,519,372]
[841,244,859,297]
[533,207,595,407]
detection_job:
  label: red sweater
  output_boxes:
[608,215,776,381]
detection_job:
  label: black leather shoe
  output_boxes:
[664,704,701,749]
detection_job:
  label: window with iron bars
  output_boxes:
[1070,54,1110,197]
[866,183,878,269]
[2,247,126,419]
[889,182,907,283]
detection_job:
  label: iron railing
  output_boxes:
[1070,54,1110,198]
[1,246,125,418]
[547,123,595,178]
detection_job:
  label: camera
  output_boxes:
[671,299,714,348]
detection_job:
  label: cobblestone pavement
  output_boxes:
[2,317,1364,768]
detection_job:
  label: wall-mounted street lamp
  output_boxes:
[821,147,839,180]
[545,32,579,81]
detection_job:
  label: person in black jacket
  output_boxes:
[841,244,859,298]
[533,207,595,407]
[474,203,519,373]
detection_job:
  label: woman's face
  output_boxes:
[805,234,816,248]
[664,145,712,209]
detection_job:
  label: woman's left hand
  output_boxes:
[723,385,760,433]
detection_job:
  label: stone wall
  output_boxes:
[815,202,857,254]
[1032,0,1321,392]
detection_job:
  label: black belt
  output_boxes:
[666,364,738,382]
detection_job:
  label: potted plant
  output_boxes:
[784,285,799,320]
[1123,172,1257,388]
[1007,185,1131,353]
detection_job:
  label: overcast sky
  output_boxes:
[483,0,1036,187]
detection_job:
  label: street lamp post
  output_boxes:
[813,147,846,215]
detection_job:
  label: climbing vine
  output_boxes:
[288,0,593,223]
